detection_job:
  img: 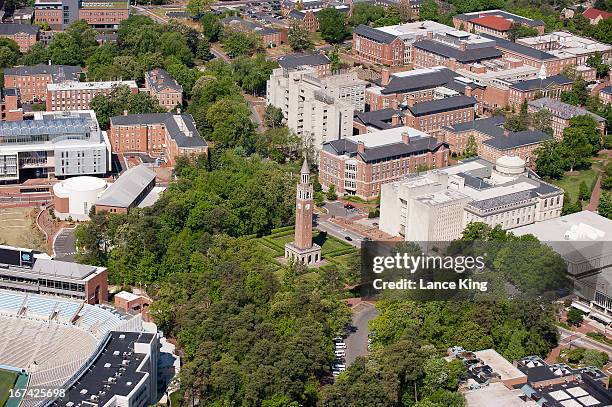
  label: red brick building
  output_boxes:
[4,64,82,103]
[352,25,405,66]
[442,115,552,163]
[600,86,612,105]
[507,75,573,110]
[0,88,24,122]
[109,113,208,165]
[114,291,152,322]
[144,68,183,111]
[277,53,331,76]
[319,126,450,199]
[0,24,39,52]
[34,0,129,31]
[46,80,139,111]
[412,36,502,71]
[365,67,485,114]
[527,97,607,140]
[287,9,319,32]
[403,95,477,136]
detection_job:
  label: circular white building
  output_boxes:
[495,155,526,175]
[53,177,107,221]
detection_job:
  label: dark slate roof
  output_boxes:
[145,68,183,93]
[353,108,403,130]
[528,97,605,122]
[481,33,556,61]
[0,23,38,35]
[510,75,573,91]
[413,39,501,63]
[446,115,552,150]
[3,64,81,81]
[353,24,397,44]
[110,113,207,149]
[380,67,482,95]
[277,53,330,69]
[407,95,477,116]
[323,136,448,163]
[288,9,306,20]
[601,86,612,95]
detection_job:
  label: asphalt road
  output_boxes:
[558,326,612,356]
[344,302,378,366]
[53,228,77,262]
[325,201,362,219]
[315,217,364,248]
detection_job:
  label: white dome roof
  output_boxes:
[495,155,525,175]
[53,176,107,196]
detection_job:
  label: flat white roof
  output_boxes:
[48,80,138,91]
[116,291,141,301]
[513,211,612,242]
[475,349,527,381]
[346,126,431,148]
[465,382,537,407]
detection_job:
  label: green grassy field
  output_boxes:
[0,369,18,407]
[550,169,599,206]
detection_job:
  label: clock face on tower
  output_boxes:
[297,203,302,209]
[305,204,310,210]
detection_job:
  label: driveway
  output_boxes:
[324,201,362,219]
[53,227,77,262]
[315,216,364,248]
[345,302,378,366]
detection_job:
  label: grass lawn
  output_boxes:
[0,207,47,252]
[0,370,17,407]
[268,230,352,255]
[550,169,599,205]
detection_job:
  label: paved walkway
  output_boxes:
[586,173,603,212]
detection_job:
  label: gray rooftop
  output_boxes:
[277,53,330,69]
[407,95,477,116]
[96,165,156,208]
[354,108,404,130]
[601,86,612,95]
[3,64,81,81]
[32,257,99,280]
[323,136,448,163]
[145,68,183,93]
[379,67,481,95]
[481,33,557,61]
[110,113,207,149]
[510,74,573,92]
[446,115,552,150]
[353,24,398,44]
[0,23,38,35]
[413,39,501,63]
[221,16,279,35]
[529,97,605,122]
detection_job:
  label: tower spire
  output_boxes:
[300,158,310,184]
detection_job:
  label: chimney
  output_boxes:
[402,131,410,145]
[459,42,467,51]
[123,110,128,116]
[357,141,365,153]
[381,68,391,86]
[464,85,472,97]
[407,95,416,107]
[427,31,433,39]
[391,113,401,125]
[177,108,181,114]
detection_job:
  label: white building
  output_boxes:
[266,67,366,149]
[0,110,111,182]
[517,32,612,65]
[513,211,612,321]
[53,176,107,221]
[379,156,564,241]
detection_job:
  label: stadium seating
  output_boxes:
[0,290,133,407]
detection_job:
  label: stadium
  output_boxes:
[0,246,165,407]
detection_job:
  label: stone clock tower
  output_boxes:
[285,159,322,266]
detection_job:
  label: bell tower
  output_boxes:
[284,159,322,266]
